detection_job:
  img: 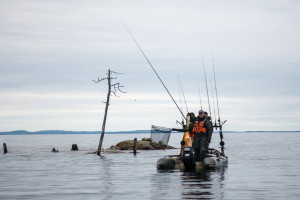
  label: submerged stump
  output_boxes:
[71,144,79,151]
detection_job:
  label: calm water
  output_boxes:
[1,132,300,200]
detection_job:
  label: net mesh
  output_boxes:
[150,125,171,146]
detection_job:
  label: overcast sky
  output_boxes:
[0,0,299,131]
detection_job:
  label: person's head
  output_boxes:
[204,112,208,116]
[198,110,204,117]
[189,112,196,122]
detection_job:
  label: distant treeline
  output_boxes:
[0,130,299,135]
[0,130,151,135]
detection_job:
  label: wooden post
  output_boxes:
[133,138,137,154]
[3,143,7,154]
[71,144,78,151]
[97,69,111,156]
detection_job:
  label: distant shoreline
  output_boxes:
[0,130,299,135]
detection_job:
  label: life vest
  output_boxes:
[189,131,194,138]
[193,119,207,134]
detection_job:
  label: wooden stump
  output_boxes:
[71,144,78,151]
[3,143,7,154]
[133,138,137,154]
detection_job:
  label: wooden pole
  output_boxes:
[133,138,137,154]
[3,143,7,154]
[97,69,111,156]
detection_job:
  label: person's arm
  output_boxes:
[171,128,185,132]
[205,120,213,143]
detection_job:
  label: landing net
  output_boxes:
[151,125,171,146]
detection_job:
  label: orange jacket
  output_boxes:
[192,120,207,134]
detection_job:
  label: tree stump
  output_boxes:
[3,143,7,154]
[71,144,78,151]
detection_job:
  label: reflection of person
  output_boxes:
[193,110,213,161]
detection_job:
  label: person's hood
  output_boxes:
[189,112,196,122]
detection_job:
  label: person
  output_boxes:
[203,111,214,151]
[192,110,213,162]
[172,112,196,137]
[204,111,213,126]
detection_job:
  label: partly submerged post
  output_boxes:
[3,143,7,154]
[94,69,126,156]
[71,144,78,151]
[133,138,137,154]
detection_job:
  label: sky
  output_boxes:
[0,0,299,131]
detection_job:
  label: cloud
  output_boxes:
[0,0,299,131]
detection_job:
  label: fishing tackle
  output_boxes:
[121,20,186,120]
[202,57,212,117]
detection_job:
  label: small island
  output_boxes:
[108,138,175,151]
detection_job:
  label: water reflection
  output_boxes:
[181,171,212,199]
[181,169,226,200]
[99,156,113,200]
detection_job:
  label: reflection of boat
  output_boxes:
[180,169,226,199]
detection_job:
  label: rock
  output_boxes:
[108,139,175,151]
[142,138,152,142]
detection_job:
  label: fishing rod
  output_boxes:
[211,54,225,156]
[177,76,184,124]
[177,76,183,113]
[178,76,189,114]
[210,80,217,128]
[121,20,186,120]
[211,54,220,123]
[197,84,203,110]
[202,57,212,117]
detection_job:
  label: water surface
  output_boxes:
[1,132,300,199]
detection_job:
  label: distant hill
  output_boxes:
[0,130,151,135]
[0,130,299,135]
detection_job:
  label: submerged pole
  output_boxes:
[97,69,111,156]
[3,143,7,154]
[133,138,137,154]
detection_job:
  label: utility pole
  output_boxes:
[93,69,125,156]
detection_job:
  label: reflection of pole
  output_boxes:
[97,69,111,156]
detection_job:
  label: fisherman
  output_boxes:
[193,110,213,162]
[172,112,196,138]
